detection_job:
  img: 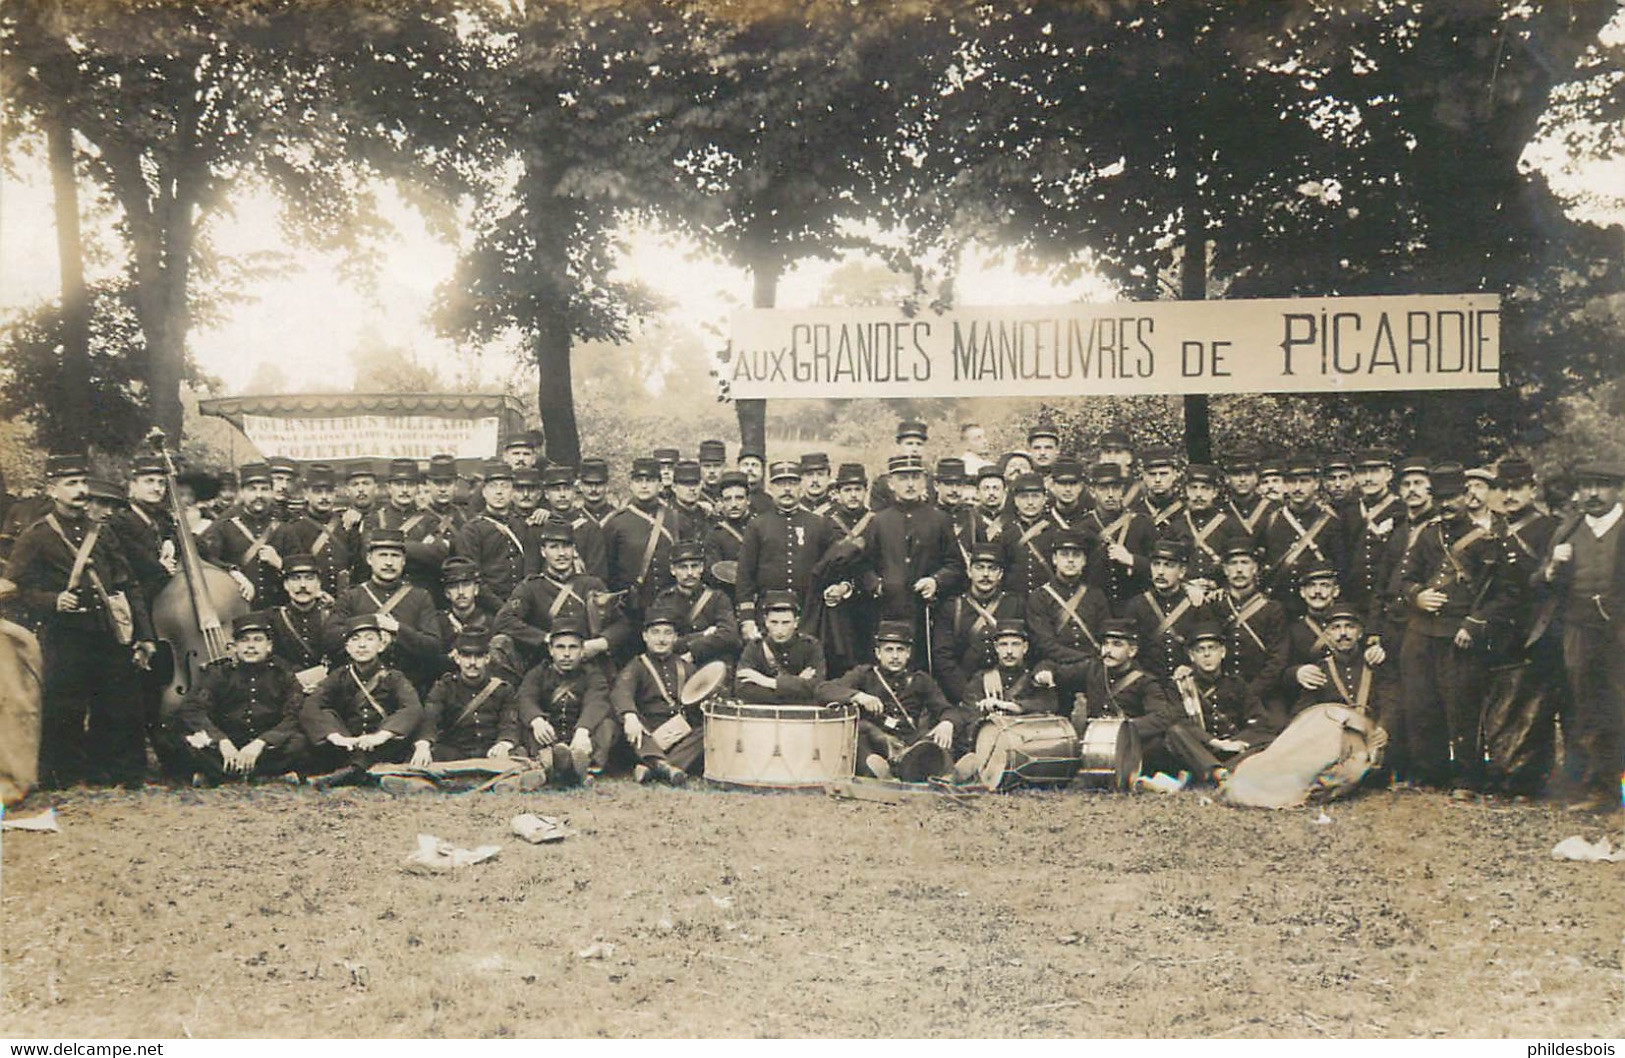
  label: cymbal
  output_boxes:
[709,560,738,586]
[679,660,729,706]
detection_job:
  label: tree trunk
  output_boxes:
[534,320,581,466]
[1175,64,1213,466]
[44,108,90,451]
[735,260,781,456]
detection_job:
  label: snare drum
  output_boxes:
[703,700,858,788]
[1074,716,1142,791]
[973,714,1080,791]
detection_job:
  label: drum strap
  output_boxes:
[400,512,429,539]
[873,668,918,729]
[544,577,583,623]
[1361,494,1398,532]
[550,677,579,708]
[452,677,505,730]
[625,504,673,589]
[1226,591,1271,653]
[363,582,413,617]
[276,606,320,666]
[979,514,1002,541]
[310,526,332,558]
[1019,521,1054,578]
[1278,507,1333,568]
[1324,658,1372,713]
[1185,511,1227,563]
[961,594,1001,636]
[1108,668,1143,714]
[1042,582,1099,651]
[688,587,714,628]
[637,654,687,711]
[230,517,280,569]
[1146,592,1194,638]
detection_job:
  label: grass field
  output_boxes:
[2,782,1622,1039]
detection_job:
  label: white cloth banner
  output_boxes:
[239,414,502,461]
[727,293,1500,400]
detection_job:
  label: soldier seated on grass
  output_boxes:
[612,602,702,786]
[734,591,827,705]
[167,611,309,785]
[383,629,539,795]
[818,620,968,782]
[516,619,616,786]
[301,613,424,790]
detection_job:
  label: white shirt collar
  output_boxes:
[1584,503,1623,538]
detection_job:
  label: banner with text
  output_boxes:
[240,414,502,461]
[727,293,1501,400]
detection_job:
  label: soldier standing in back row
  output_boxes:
[736,461,838,638]
[603,457,688,624]
[861,454,966,666]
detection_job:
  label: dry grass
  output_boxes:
[2,783,1622,1038]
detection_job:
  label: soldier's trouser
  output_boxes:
[1562,617,1625,796]
[1374,617,1409,781]
[523,713,619,770]
[176,733,310,782]
[1400,630,1489,789]
[39,626,144,788]
[1164,722,1272,779]
[633,725,705,775]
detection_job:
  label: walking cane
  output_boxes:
[921,595,934,677]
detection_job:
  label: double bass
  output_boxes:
[146,429,249,712]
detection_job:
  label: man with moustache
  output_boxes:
[577,458,619,526]
[1135,446,1185,533]
[669,461,712,539]
[495,523,627,673]
[268,554,333,691]
[271,463,350,595]
[967,465,1011,548]
[338,461,380,580]
[1167,464,1251,590]
[1095,429,1142,511]
[736,461,839,640]
[1121,540,1216,683]
[1024,529,1112,700]
[1063,619,1179,771]
[1399,463,1522,794]
[1163,624,1279,784]
[604,457,691,623]
[324,529,447,694]
[1004,474,1059,599]
[457,461,535,613]
[4,454,157,788]
[1080,462,1156,608]
[818,463,881,673]
[515,619,616,783]
[861,454,966,661]
[651,541,742,668]
[704,471,754,578]
[1224,454,1275,538]
[1368,458,1434,784]
[1262,454,1347,612]
[1539,463,1625,814]
[824,620,967,782]
[1341,449,1400,613]
[800,453,835,517]
[198,462,285,606]
[1026,424,1063,479]
[1293,606,1390,724]
[1212,543,1289,718]
[930,543,1025,704]
[534,465,608,581]
[1046,459,1093,530]
[697,440,729,507]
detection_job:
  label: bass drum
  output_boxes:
[973,714,1080,792]
[1074,716,1142,791]
[703,700,858,788]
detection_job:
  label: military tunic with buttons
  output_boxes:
[735,506,839,625]
[170,656,310,776]
[301,660,423,752]
[419,673,521,760]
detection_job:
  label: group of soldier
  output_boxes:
[1,418,1620,813]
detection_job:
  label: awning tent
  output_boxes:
[198,393,529,474]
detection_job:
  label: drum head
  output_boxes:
[679,660,729,706]
[1114,720,1143,791]
[894,741,950,783]
[973,721,1008,789]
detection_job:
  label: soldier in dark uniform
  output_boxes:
[1273,563,1351,704]
[456,461,534,612]
[301,613,425,788]
[1322,452,1357,509]
[515,618,616,783]
[1293,606,1389,725]
[736,448,773,516]
[338,460,380,582]
[437,555,498,639]
[652,540,741,668]
[704,471,752,578]
[861,454,966,666]
[958,620,1059,753]
[817,463,881,674]
[1004,473,1058,599]
[1094,429,1141,511]
[270,463,350,595]
[513,466,544,521]
[670,460,712,537]
[735,590,828,704]
[736,461,839,638]
[933,458,970,525]
[1399,463,1522,793]
[823,620,969,781]
[1046,459,1092,530]
[1342,448,1401,613]
[1120,540,1215,683]
[1082,462,1156,609]
[534,464,608,581]
[166,611,309,783]
[868,419,931,512]
[1024,529,1111,703]
[411,630,523,775]
[697,439,729,507]
[1027,424,1062,478]
[494,522,628,673]
[372,459,458,597]
[3,454,157,788]
[324,529,447,694]
[931,542,1025,704]
[266,457,300,521]
[799,452,834,517]
[1262,454,1346,611]
[1368,458,1433,785]
[268,554,333,690]
[604,457,689,623]
[1224,453,1275,540]
[198,462,285,607]
[1162,624,1279,784]
[1065,619,1179,774]
[1135,445,1185,534]
[968,465,1009,546]
[653,447,680,498]
[578,458,618,526]
[1257,457,1286,507]
[612,602,701,785]
[1167,463,1251,590]
[1212,543,1289,713]
[501,431,541,473]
